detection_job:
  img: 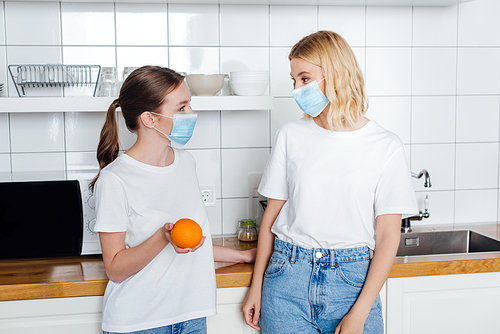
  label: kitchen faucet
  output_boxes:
[402,169,431,233]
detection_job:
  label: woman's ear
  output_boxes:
[140,111,155,129]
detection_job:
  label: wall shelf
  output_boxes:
[0,96,273,113]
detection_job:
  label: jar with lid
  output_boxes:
[237,219,258,242]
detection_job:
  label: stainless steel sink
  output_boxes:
[397,230,500,257]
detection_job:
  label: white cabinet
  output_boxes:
[208,287,261,334]
[386,272,500,334]
[0,288,260,334]
[0,296,103,334]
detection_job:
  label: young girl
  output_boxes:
[90,66,255,334]
[242,31,418,334]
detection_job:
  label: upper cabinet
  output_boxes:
[5,0,475,7]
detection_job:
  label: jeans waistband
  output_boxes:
[274,238,371,264]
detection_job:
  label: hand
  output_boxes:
[334,311,366,334]
[241,286,262,331]
[162,223,206,254]
[242,248,257,263]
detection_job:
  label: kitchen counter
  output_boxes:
[1,224,499,302]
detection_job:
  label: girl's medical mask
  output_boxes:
[151,112,197,145]
[291,78,329,117]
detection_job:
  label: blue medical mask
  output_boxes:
[291,78,329,117]
[151,112,197,145]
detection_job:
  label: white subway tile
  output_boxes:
[413,6,458,47]
[11,152,66,181]
[457,48,500,95]
[117,112,138,151]
[270,47,293,97]
[0,114,9,153]
[6,46,62,97]
[365,48,412,96]
[411,191,455,227]
[172,110,220,150]
[187,149,221,198]
[0,154,11,182]
[10,113,64,153]
[116,3,168,46]
[221,47,270,73]
[270,6,317,47]
[0,46,6,97]
[458,0,500,47]
[116,47,169,81]
[412,48,457,96]
[62,46,116,68]
[222,148,270,198]
[455,143,499,190]
[66,151,99,180]
[220,5,269,47]
[168,4,218,46]
[455,189,498,224]
[456,96,500,143]
[222,197,251,235]
[206,199,222,235]
[352,47,366,77]
[412,96,455,144]
[366,7,412,47]
[319,6,365,47]
[5,2,60,46]
[0,4,5,45]
[61,3,115,46]
[169,47,219,75]
[221,110,270,148]
[271,98,303,139]
[411,144,455,192]
[366,97,411,144]
[65,112,106,152]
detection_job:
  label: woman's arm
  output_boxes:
[241,198,286,331]
[213,245,256,263]
[100,223,205,283]
[335,214,401,334]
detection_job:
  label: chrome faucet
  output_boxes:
[402,169,431,233]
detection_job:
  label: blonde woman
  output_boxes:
[242,31,418,334]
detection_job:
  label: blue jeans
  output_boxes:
[260,239,383,334]
[103,317,207,334]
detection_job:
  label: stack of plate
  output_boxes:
[0,83,4,94]
[230,71,269,96]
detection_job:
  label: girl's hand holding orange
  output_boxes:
[163,218,205,253]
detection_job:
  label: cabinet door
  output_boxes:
[0,296,103,334]
[208,287,261,334]
[387,272,500,334]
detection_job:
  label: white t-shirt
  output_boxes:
[94,149,216,333]
[258,118,419,250]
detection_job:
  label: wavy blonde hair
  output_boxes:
[289,31,368,131]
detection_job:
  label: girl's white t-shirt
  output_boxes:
[94,149,216,333]
[259,118,419,250]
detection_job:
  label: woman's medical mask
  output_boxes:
[151,112,197,145]
[291,78,329,117]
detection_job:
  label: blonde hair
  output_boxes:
[289,31,368,131]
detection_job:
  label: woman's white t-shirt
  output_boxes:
[94,149,216,333]
[258,118,419,250]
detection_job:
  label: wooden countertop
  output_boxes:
[1,224,500,302]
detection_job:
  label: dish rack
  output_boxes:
[8,64,101,97]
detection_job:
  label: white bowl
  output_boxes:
[185,74,224,96]
[230,79,269,96]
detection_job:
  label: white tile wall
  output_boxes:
[1,0,500,232]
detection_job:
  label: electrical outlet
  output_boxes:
[201,188,215,206]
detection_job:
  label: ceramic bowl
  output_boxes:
[185,74,225,96]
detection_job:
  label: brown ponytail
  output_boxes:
[89,66,185,192]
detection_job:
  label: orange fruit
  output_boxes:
[171,218,203,248]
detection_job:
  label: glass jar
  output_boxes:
[237,219,258,242]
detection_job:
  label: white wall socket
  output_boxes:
[200,187,215,206]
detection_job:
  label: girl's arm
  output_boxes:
[213,245,256,263]
[241,198,286,331]
[334,214,401,334]
[100,223,205,283]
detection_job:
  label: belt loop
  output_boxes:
[290,245,297,264]
[330,249,335,268]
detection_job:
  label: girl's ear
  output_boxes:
[140,111,155,129]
